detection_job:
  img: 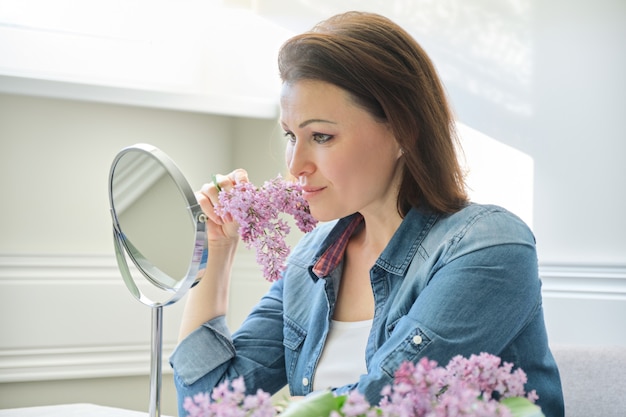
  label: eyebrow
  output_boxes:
[280,118,337,131]
[284,119,337,129]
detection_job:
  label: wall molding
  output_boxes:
[0,253,119,283]
[0,343,176,383]
[539,264,626,300]
[1,254,625,383]
[0,253,180,383]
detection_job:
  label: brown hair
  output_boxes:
[278,11,468,215]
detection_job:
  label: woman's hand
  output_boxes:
[178,169,249,342]
[196,168,249,244]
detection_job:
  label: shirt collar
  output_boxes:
[312,213,364,277]
[375,207,439,276]
[309,208,440,280]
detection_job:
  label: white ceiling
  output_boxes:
[0,0,295,117]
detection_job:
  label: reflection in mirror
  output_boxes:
[111,149,195,291]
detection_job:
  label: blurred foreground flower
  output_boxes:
[183,353,544,417]
[215,174,317,281]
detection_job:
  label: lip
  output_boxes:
[301,186,325,199]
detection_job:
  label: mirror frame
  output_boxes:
[108,143,208,417]
[108,143,207,307]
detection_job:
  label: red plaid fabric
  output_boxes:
[312,213,364,277]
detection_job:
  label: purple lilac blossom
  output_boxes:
[183,377,276,417]
[374,353,537,417]
[183,353,539,417]
[215,175,318,282]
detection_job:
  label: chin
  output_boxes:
[310,207,351,223]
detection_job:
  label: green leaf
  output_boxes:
[501,397,545,417]
[279,391,345,417]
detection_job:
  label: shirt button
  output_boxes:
[302,377,309,387]
[412,335,423,345]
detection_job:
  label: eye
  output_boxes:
[312,133,333,144]
[283,131,296,143]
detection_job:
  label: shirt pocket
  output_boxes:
[283,316,307,378]
[380,319,432,378]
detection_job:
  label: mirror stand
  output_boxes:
[109,144,208,417]
[149,306,163,417]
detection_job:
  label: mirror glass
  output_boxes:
[109,143,207,307]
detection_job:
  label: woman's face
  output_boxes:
[281,80,403,222]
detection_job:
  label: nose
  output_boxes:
[286,138,313,179]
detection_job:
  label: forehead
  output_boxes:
[279,80,356,123]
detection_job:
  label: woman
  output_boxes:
[170,11,564,416]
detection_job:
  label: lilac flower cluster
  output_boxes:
[215,175,318,282]
[183,377,276,417]
[368,353,539,417]
[183,353,541,417]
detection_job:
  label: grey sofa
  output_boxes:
[551,345,626,417]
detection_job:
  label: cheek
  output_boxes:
[326,157,360,188]
[284,144,293,165]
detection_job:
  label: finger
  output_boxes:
[200,169,248,224]
[228,168,249,187]
[212,173,229,193]
[209,174,235,223]
[196,187,223,225]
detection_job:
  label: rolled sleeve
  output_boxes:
[169,315,235,386]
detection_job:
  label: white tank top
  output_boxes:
[312,319,373,391]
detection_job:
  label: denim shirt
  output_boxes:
[170,204,564,417]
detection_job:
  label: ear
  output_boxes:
[386,124,403,159]
[395,140,405,159]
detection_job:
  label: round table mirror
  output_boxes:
[108,143,207,417]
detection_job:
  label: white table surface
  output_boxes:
[0,403,173,417]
